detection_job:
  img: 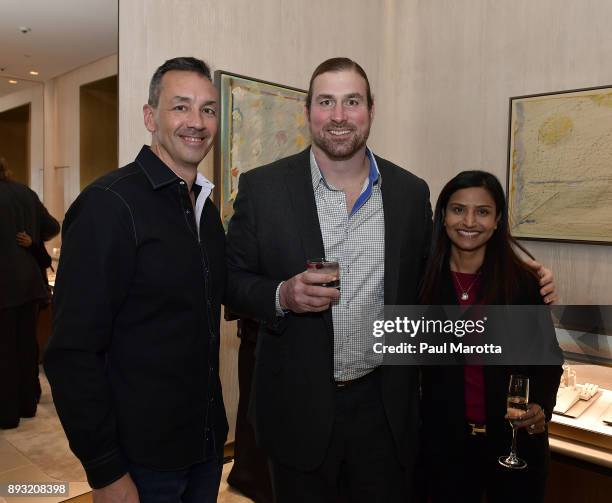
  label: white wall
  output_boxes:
[0,85,44,197]
[46,54,118,217]
[399,0,612,304]
[119,0,387,178]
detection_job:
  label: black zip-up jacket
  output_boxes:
[44,146,228,489]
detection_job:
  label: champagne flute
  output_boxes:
[498,374,529,470]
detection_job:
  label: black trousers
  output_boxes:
[0,302,39,428]
[269,370,408,503]
[128,457,223,503]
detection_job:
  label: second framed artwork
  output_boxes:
[507,85,612,245]
[214,71,311,229]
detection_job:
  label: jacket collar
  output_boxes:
[135,145,215,198]
[136,145,180,190]
[285,148,326,262]
[378,160,406,305]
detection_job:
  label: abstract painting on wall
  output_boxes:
[507,85,612,244]
[214,71,310,229]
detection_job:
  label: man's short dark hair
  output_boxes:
[305,57,374,112]
[148,57,212,107]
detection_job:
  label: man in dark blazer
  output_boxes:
[226,58,432,502]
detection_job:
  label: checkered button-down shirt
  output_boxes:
[310,148,385,381]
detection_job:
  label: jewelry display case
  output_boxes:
[549,306,612,467]
[544,307,612,501]
[549,362,612,467]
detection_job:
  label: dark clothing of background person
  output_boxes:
[420,266,562,503]
[227,318,274,503]
[225,147,432,501]
[28,238,54,291]
[0,179,60,428]
[44,146,228,489]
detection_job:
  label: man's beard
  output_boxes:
[311,123,370,160]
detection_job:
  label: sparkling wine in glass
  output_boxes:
[498,374,529,470]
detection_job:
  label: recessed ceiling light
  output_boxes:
[29,70,39,76]
[19,26,32,34]
[9,80,18,84]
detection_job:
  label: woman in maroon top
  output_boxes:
[419,171,562,503]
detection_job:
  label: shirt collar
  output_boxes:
[136,145,178,189]
[194,172,214,238]
[194,171,214,202]
[309,147,381,190]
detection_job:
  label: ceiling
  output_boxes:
[0,77,40,98]
[0,0,118,97]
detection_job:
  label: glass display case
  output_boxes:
[549,306,612,468]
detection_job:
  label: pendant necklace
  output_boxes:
[453,271,480,301]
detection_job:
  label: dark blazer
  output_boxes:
[420,266,563,501]
[0,180,59,309]
[226,147,432,474]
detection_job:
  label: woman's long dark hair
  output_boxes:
[419,170,536,304]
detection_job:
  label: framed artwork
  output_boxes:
[507,85,612,244]
[214,71,310,229]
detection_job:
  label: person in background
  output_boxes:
[0,157,59,429]
[419,170,562,503]
[44,57,227,503]
[16,227,54,292]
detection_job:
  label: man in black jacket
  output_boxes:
[44,57,227,503]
